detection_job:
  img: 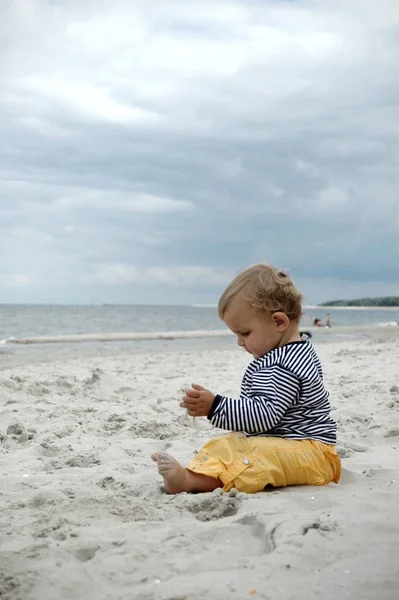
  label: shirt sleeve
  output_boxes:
[207,364,300,433]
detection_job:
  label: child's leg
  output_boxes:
[152,452,223,494]
[153,434,341,495]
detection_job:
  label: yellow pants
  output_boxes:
[186,432,341,493]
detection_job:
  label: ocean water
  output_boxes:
[1,304,398,342]
[0,305,226,342]
[0,304,398,369]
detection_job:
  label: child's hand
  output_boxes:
[180,384,215,417]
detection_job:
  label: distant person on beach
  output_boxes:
[313,317,323,327]
[152,264,341,494]
[326,313,332,328]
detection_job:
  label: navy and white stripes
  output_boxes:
[208,340,337,444]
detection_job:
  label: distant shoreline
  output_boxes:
[306,305,399,311]
[318,296,399,308]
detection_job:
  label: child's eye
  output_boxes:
[240,331,250,336]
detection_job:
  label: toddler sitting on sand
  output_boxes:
[152,263,341,494]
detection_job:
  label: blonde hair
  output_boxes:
[218,263,303,321]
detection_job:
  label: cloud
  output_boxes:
[90,264,234,287]
[56,190,193,213]
[9,227,55,242]
[1,0,399,304]
[26,76,160,125]
[0,273,32,288]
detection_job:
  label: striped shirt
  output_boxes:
[208,340,337,444]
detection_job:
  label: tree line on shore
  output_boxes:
[319,297,399,307]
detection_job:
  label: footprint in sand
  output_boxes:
[39,441,61,457]
[27,382,50,396]
[33,516,72,540]
[5,422,35,443]
[188,516,271,555]
[266,517,339,551]
[181,488,241,521]
[234,514,272,553]
[53,425,76,439]
[300,519,338,536]
[96,475,132,490]
[65,452,101,468]
[115,386,135,394]
[129,420,179,440]
[362,467,387,478]
[384,427,399,438]
[103,414,127,433]
[73,546,98,562]
[0,573,20,598]
[1,375,25,391]
[84,368,104,386]
[336,441,368,458]
[6,422,26,436]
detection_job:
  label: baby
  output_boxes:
[152,263,341,494]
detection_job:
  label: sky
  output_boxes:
[1,0,399,306]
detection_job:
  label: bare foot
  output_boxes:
[151,452,190,494]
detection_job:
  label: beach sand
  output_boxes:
[1,335,398,600]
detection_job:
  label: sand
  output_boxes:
[0,335,398,600]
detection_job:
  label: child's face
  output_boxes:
[223,297,285,359]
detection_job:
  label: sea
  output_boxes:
[1,304,398,368]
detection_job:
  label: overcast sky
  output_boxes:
[1,0,398,306]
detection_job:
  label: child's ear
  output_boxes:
[272,312,289,331]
